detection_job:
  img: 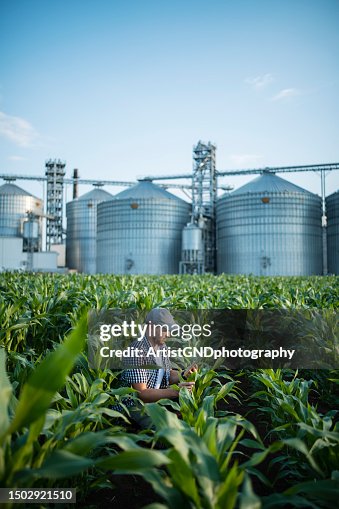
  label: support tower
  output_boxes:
[180,141,217,274]
[192,141,217,272]
[45,159,65,249]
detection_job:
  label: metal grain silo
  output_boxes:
[66,187,113,273]
[216,172,323,276]
[97,180,190,274]
[0,182,43,239]
[326,190,339,274]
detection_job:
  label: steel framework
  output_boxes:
[0,174,191,189]
[45,159,66,249]
[190,141,217,272]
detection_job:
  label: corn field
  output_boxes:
[0,272,338,509]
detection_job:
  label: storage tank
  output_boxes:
[23,219,39,240]
[0,182,43,238]
[179,223,204,274]
[216,172,323,276]
[97,180,190,274]
[326,190,339,274]
[23,215,40,252]
[182,223,203,257]
[66,187,113,274]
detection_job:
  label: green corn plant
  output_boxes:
[262,472,339,509]
[180,369,240,425]
[6,349,39,394]
[2,274,339,333]
[1,318,85,483]
[283,420,339,477]
[251,369,337,437]
[50,372,134,434]
[250,369,316,434]
[0,299,31,352]
[0,316,125,503]
[104,403,282,509]
[250,369,339,483]
[156,368,240,429]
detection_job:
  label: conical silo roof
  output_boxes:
[231,172,314,196]
[113,180,185,202]
[78,188,113,201]
[0,182,40,199]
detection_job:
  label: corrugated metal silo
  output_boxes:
[0,182,43,238]
[326,190,339,274]
[66,187,113,273]
[97,180,190,274]
[216,172,323,276]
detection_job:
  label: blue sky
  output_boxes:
[0,0,338,202]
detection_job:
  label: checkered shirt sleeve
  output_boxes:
[121,337,171,389]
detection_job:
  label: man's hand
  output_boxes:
[169,364,199,385]
[178,381,195,393]
[183,363,198,379]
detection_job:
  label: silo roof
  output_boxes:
[231,172,314,196]
[0,182,40,199]
[114,180,186,202]
[78,188,113,201]
[326,190,339,200]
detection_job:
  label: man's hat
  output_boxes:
[145,308,177,331]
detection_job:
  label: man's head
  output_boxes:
[145,308,177,345]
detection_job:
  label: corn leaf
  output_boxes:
[97,449,171,471]
[0,348,12,437]
[8,315,87,434]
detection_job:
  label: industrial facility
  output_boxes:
[0,142,338,276]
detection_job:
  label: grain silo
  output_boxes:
[216,172,323,276]
[0,182,43,239]
[326,190,339,274]
[97,180,190,274]
[66,187,113,274]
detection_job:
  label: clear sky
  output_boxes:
[0,0,338,203]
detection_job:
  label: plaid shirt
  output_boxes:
[118,336,172,407]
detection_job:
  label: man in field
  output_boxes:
[119,308,197,428]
